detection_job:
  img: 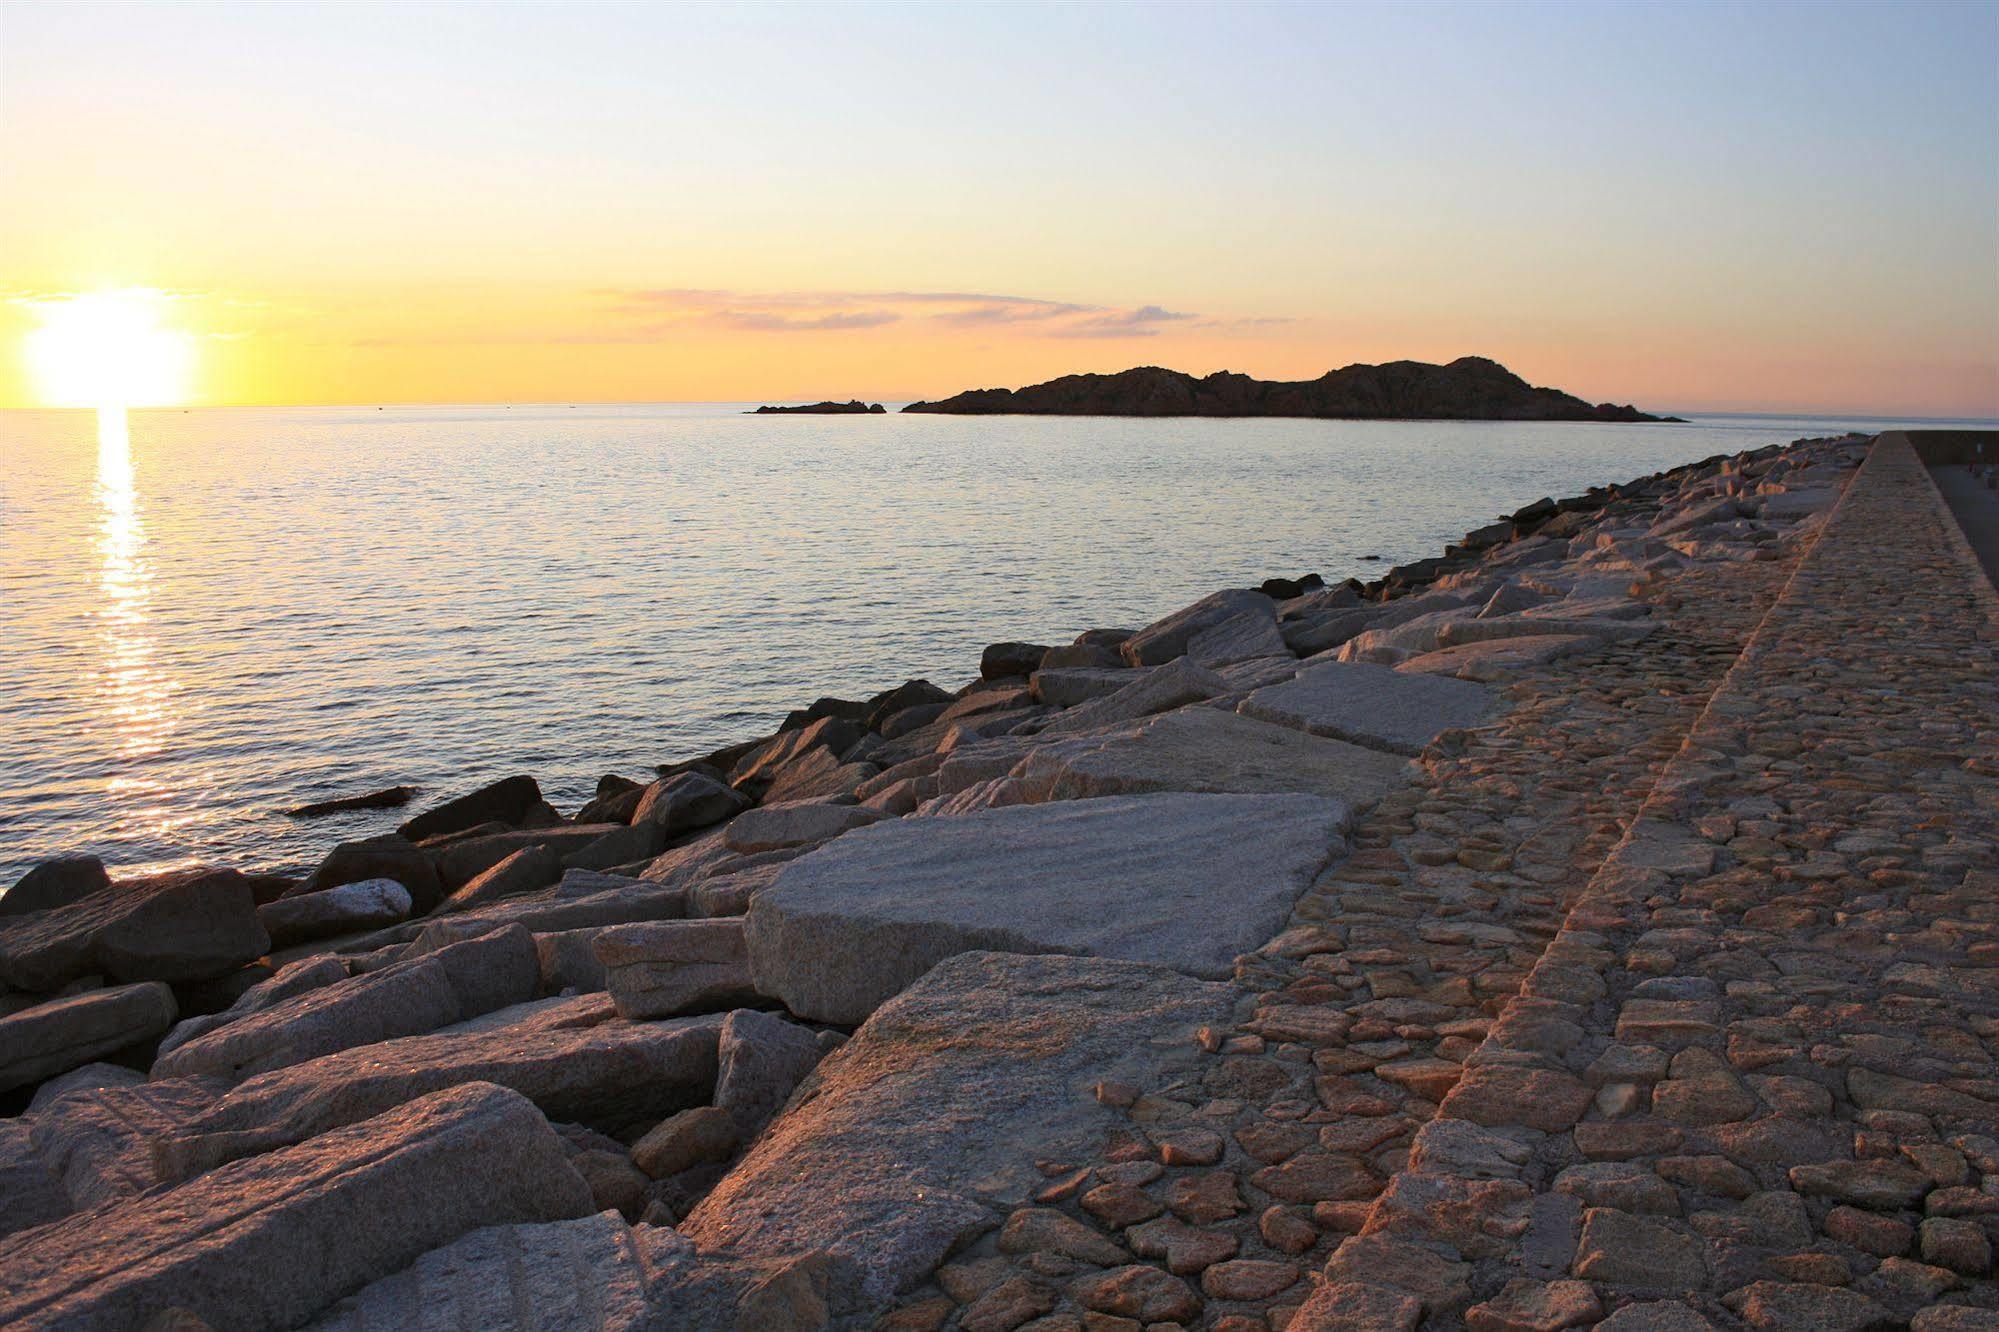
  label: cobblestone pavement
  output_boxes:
[882,465,1875,1328]
[1337,433,1999,1330]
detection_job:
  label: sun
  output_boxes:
[26,289,194,409]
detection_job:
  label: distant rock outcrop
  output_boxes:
[903,356,1680,422]
[750,401,885,415]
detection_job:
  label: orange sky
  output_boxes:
[3,3,1995,416]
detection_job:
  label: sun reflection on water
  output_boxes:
[94,406,178,773]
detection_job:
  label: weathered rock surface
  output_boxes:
[153,926,540,1081]
[258,877,412,946]
[1,856,109,918]
[1035,657,1229,735]
[1238,659,1492,755]
[398,773,544,842]
[0,867,270,991]
[28,1074,223,1208]
[631,770,751,835]
[596,919,758,1019]
[305,1210,689,1332]
[713,1008,827,1139]
[0,981,176,1092]
[0,1081,594,1332]
[746,792,1344,1022]
[438,845,564,913]
[157,995,721,1177]
[1121,588,1276,666]
[681,952,1230,1313]
[722,799,885,854]
[1011,705,1408,809]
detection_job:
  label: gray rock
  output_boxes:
[761,748,879,805]
[398,773,544,842]
[0,982,176,1093]
[981,641,1050,679]
[300,837,445,915]
[1039,642,1124,670]
[304,1210,689,1332]
[1121,588,1274,666]
[159,954,351,1060]
[745,792,1344,1023]
[24,1061,144,1112]
[1030,666,1142,708]
[1280,605,1379,656]
[1186,609,1291,668]
[561,824,666,873]
[714,1009,826,1139]
[1435,614,1654,650]
[0,1081,594,1332]
[1397,634,1598,682]
[29,1075,223,1208]
[1238,660,1492,756]
[434,826,624,890]
[0,1119,71,1238]
[597,919,757,1019]
[680,952,1230,1313]
[722,800,886,854]
[1011,706,1406,809]
[1,856,109,918]
[153,927,539,1081]
[0,867,269,991]
[730,717,867,798]
[155,996,722,1178]
[535,926,612,993]
[402,880,688,955]
[258,878,412,947]
[1035,657,1228,736]
[632,770,751,836]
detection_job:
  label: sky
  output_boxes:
[2,0,1995,414]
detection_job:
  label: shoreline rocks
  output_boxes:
[0,430,1921,1331]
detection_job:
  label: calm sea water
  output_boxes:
[1,403,1981,882]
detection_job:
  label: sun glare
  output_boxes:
[26,289,194,409]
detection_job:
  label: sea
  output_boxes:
[3,403,1987,882]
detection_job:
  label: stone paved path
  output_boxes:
[887,434,1998,1330]
[1341,433,1999,1329]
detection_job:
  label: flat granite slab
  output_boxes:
[1011,705,1408,810]
[1237,659,1492,755]
[745,792,1345,1023]
[681,951,1231,1313]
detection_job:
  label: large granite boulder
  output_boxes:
[0,981,176,1092]
[1,856,109,918]
[305,1210,690,1331]
[153,926,540,1082]
[437,845,563,913]
[0,1120,70,1237]
[745,792,1344,1023]
[0,867,270,992]
[398,773,544,842]
[631,770,751,835]
[1035,658,1228,736]
[713,1008,828,1140]
[1011,706,1408,809]
[433,825,624,889]
[28,1074,223,1209]
[681,952,1231,1314]
[1238,660,1493,755]
[1121,589,1275,666]
[723,800,885,854]
[257,877,411,947]
[156,995,722,1178]
[596,919,758,1019]
[298,836,445,915]
[0,1082,593,1331]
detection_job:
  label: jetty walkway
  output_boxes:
[881,432,1998,1330]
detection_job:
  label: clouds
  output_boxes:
[613,288,1214,338]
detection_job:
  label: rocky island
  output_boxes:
[751,401,886,415]
[2,430,1995,1331]
[904,355,1681,422]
